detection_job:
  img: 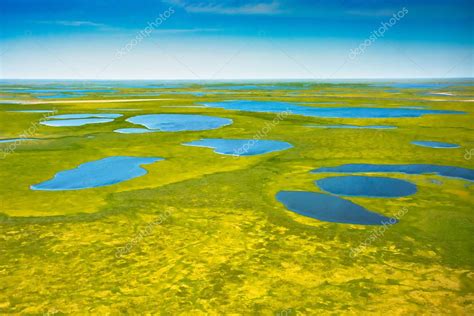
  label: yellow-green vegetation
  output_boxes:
[0,82,473,314]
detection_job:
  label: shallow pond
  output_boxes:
[276,191,398,225]
[411,141,460,148]
[41,113,122,127]
[127,114,232,132]
[41,118,115,127]
[202,100,464,118]
[31,156,162,190]
[312,164,474,182]
[183,139,293,156]
[0,138,36,143]
[49,113,122,119]
[316,176,417,197]
[114,128,155,134]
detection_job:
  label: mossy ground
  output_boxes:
[0,83,473,314]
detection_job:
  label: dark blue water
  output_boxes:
[276,191,398,225]
[316,176,417,197]
[31,156,163,190]
[183,139,293,156]
[411,141,460,148]
[312,164,474,182]
[202,100,464,118]
[127,114,232,132]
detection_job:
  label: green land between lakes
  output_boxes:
[0,81,473,314]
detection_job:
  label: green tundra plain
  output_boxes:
[0,81,473,314]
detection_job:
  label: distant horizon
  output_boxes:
[1,77,473,82]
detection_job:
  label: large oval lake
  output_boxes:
[276,191,398,225]
[316,176,417,197]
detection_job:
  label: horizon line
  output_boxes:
[1,77,473,81]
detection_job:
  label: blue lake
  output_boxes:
[162,91,206,96]
[412,141,460,148]
[276,191,398,225]
[37,94,85,99]
[312,164,474,182]
[202,100,464,118]
[307,125,396,129]
[41,113,122,126]
[31,156,162,191]
[183,139,293,156]
[49,113,122,119]
[41,118,115,127]
[0,138,36,143]
[127,114,232,132]
[373,83,452,89]
[316,176,417,197]
[114,128,155,134]
[206,85,305,91]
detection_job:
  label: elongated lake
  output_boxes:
[312,164,474,182]
[411,141,460,148]
[31,156,163,190]
[202,100,464,118]
[41,113,122,127]
[183,139,293,156]
[42,118,115,127]
[126,114,232,132]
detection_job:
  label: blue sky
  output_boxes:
[0,0,473,79]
